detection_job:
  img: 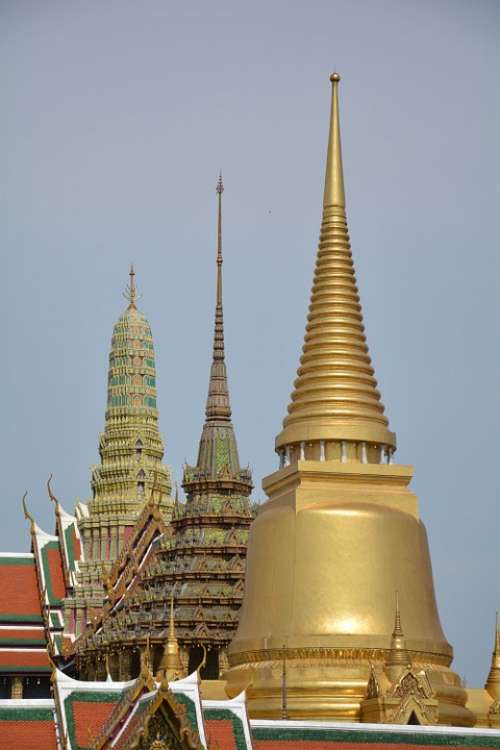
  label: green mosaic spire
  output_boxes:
[90,265,173,517]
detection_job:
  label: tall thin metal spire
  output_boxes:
[216,172,224,308]
[205,174,231,422]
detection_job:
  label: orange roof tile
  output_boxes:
[0,558,42,622]
[73,700,120,749]
[0,650,50,671]
[0,720,56,750]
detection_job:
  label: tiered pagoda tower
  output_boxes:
[74,178,253,680]
[173,174,254,676]
[225,74,474,726]
[64,269,174,635]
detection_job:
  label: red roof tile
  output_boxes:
[0,720,56,750]
[206,719,238,750]
[73,700,120,748]
[0,650,50,670]
[46,547,66,600]
[0,628,45,643]
[253,744,492,750]
[0,560,42,621]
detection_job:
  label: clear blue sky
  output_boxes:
[2,0,499,685]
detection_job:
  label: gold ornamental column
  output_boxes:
[225,74,473,727]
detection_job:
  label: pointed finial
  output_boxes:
[486,611,500,698]
[323,73,345,208]
[393,590,403,637]
[141,635,153,676]
[22,492,35,533]
[386,590,411,681]
[157,589,184,682]
[124,264,138,308]
[216,172,223,302]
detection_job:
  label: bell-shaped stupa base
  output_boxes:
[225,461,474,726]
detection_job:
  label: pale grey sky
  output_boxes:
[2,0,499,685]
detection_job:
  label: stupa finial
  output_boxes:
[216,172,224,305]
[124,264,138,308]
[323,73,345,208]
[393,590,403,637]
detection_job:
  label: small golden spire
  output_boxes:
[393,590,403,637]
[140,635,153,677]
[169,591,175,639]
[486,612,500,699]
[124,264,138,308]
[386,591,411,682]
[276,73,395,451]
[157,592,184,682]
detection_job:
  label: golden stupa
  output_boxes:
[225,74,474,726]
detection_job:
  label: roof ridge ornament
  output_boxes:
[21,491,36,534]
[47,473,62,517]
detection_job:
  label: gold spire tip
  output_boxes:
[330,72,341,82]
